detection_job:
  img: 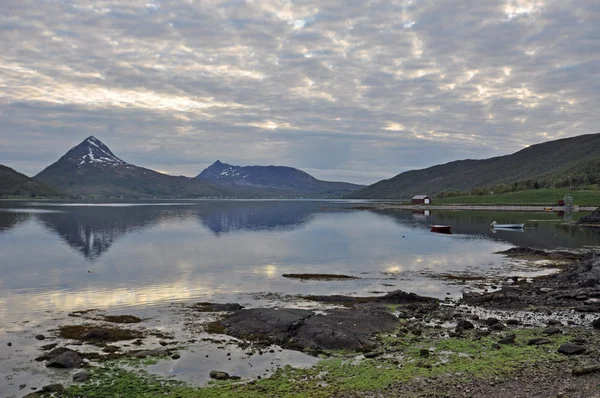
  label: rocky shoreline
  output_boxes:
[8,247,600,398]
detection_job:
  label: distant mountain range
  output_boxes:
[0,165,65,198]
[3,134,599,199]
[28,136,362,198]
[197,160,364,197]
[349,133,600,199]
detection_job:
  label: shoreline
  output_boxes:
[9,248,600,398]
[364,204,598,212]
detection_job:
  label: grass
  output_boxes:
[435,188,600,206]
[48,328,574,398]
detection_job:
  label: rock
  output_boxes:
[41,384,64,392]
[364,351,383,359]
[491,343,501,350]
[40,343,58,350]
[7,342,11,347]
[528,338,552,345]
[419,349,430,358]
[593,318,600,329]
[455,320,475,331]
[22,394,41,398]
[572,365,600,376]
[35,335,46,341]
[540,288,553,293]
[222,307,397,351]
[19,384,26,390]
[212,303,244,312]
[498,334,516,345]
[475,329,491,337]
[580,278,598,288]
[73,370,91,382]
[129,349,164,358]
[209,370,230,380]
[506,319,519,325]
[46,351,83,368]
[485,317,499,326]
[171,354,180,359]
[36,347,78,362]
[558,343,586,355]
[102,345,119,353]
[490,323,506,331]
[542,327,561,335]
[159,341,168,346]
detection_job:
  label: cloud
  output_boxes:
[0,0,598,184]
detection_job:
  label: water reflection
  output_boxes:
[0,201,599,324]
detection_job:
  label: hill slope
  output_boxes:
[349,134,600,199]
[35,136,232,198]
[0,165,66,197]
[197,160,364,198]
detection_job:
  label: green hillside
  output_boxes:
[348,134,600,199]
[0,165,66,198]
[435,188,600,207]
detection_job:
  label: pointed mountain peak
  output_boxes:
[212,160,224,166]
[63,136,126,167]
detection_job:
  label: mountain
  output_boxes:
[35,136,232,198]
[196,160,364,198]
[349,133,600,199]
[0,164,66,198]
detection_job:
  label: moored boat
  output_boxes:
[490,221,525,228]
[430,225,452,233]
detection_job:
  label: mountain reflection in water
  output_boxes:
[1,201,599,323]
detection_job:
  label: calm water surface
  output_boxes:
[1,200,599,323]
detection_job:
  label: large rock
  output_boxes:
[593,318,600,329]
[223,308,313,345]
[36,347,77,362]
[579,208,600,224]
[209,370,230,380]
[221,306,398,351]
[558,343,586,355]
[292,307,397,351]
[46,351,83,368]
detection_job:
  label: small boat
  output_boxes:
[430,224,452,233]
[490,221,525,229]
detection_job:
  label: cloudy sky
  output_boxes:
[1,0,598,184]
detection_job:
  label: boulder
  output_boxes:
[46,351,83,368]
[73,370,91,382]
[222,307,398,351]
[528,338,552,346]
[558,343,586,355]
[455,320,475,331]
[209,370,230,380]
[593,318,600,330]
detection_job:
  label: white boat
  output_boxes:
[490,221,525,228]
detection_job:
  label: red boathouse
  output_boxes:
[412,195,432,205]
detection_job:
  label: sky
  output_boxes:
[0,0,598,184]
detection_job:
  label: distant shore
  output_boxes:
[360,204,598,212]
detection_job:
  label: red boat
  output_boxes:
[430,225,452,233]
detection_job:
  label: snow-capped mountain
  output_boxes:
[197,160,364,198]
[35,136,231,198]
[69,136,126,167]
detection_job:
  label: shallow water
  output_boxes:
[0,200,598,324]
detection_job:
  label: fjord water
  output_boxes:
[1,200,599,323]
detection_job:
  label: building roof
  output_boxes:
[412,195,430,199]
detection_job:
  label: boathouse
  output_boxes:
[412,195,431,205]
